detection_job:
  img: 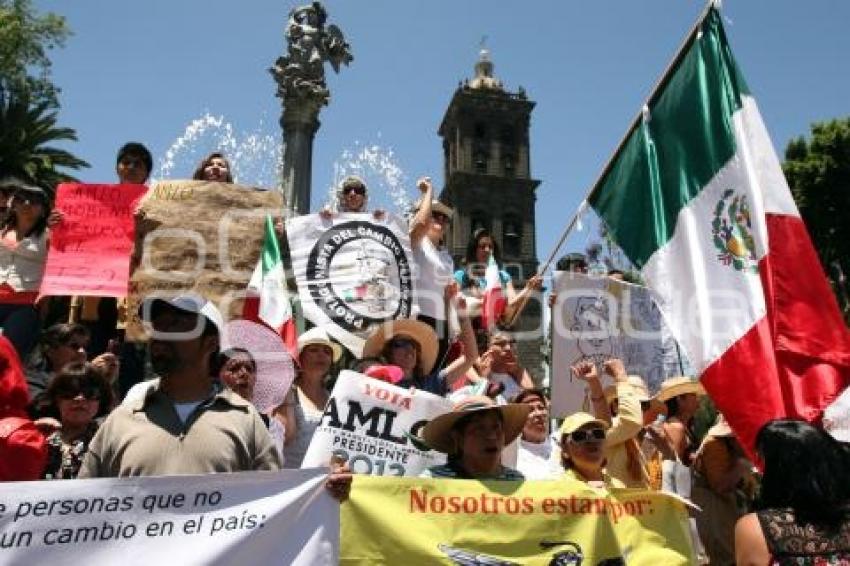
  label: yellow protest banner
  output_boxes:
[341,476,695,565]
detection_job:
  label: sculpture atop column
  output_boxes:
[271,2,352,214]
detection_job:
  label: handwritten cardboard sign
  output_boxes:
[125,180,283,340]
[40,183,147,298]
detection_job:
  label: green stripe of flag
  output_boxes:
[261,215,282,274]
[588,8,750,268]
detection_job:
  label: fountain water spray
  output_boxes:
[157,115,416,216]
[154,112,282,190]
[324,139,416,216]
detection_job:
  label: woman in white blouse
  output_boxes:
[0,178,51,359]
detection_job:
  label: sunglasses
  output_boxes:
[11,194,43,206]
[431,212,450,224]
[492,339,517,348]
[343,185,366,195]
[569,428,606,444]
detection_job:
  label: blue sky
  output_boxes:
[37,0,850,269]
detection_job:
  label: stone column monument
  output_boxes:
[270,2,352,214]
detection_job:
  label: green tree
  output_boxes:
[783,117,850,320]
[0,90,89,194]
[0,0,70,106]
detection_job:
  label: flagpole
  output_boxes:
[537,0,719,276]
[537,199,587,276]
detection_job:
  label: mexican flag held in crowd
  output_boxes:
[586,7,850,453]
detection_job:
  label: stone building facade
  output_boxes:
[437,49,545,382]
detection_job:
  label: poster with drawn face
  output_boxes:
[550,272,691,418]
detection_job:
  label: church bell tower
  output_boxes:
[438,48,544,382]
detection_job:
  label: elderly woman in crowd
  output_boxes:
[281,328,341,468]
[40,362,113,480]
[192,151,234,183]
[362,317,476,397]
[560,412,625,487]
[0,178,51,359]
[570,358,654,488]
[513,389,561,479]
[217,347,287,460]
[409,177,456,363]
[735,419,850,565]
[420,395,529,480]
[558,412,624,488]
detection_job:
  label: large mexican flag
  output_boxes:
[588,7,850,452]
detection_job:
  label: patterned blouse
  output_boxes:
[42,422,100,480]
[757,508,850,565]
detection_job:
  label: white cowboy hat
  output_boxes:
[297,327,343,363]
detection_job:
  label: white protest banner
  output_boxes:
[286,213,415,356]
[550,272,694,417]
[302,370,451,476]
[0,469,336,566]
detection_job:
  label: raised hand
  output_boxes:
[602,358,627,382]
[571,360,599,382]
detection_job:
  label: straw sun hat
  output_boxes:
[420,396,531,454]
[654,376,706,403]
[361,319,439,375]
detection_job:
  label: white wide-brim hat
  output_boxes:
[296,327,343,363]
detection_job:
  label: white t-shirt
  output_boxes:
[413,237,454,320]
[516,437,561,480]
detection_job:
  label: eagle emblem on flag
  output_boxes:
[711,189,758,273]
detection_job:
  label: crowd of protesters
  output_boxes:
[1,144,849,564]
